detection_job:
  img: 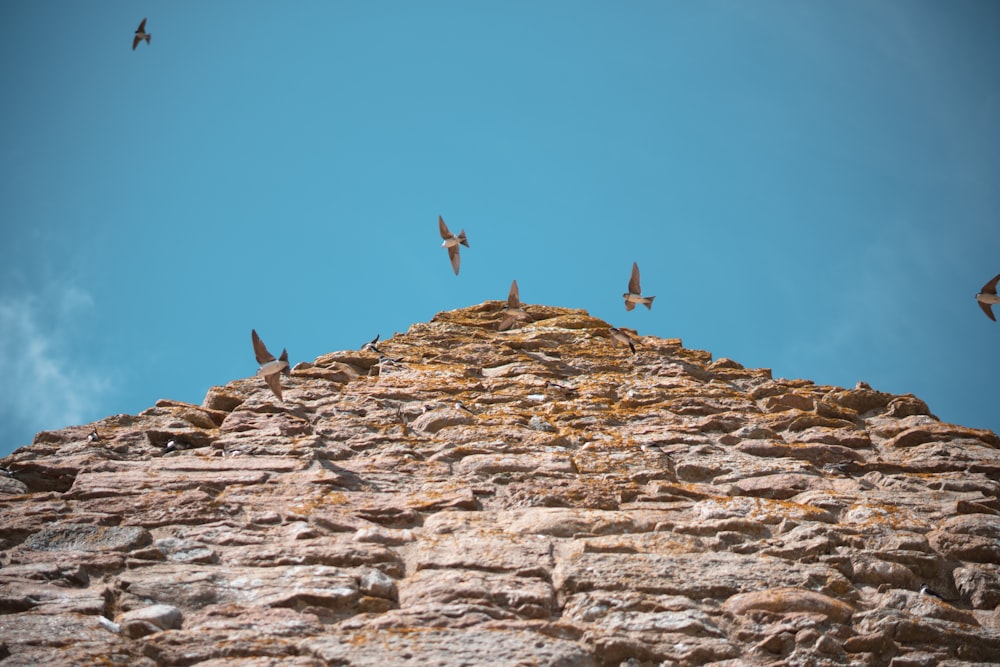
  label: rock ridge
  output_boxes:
[1,302,999,666]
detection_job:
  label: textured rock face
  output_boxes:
[2,302,999,666]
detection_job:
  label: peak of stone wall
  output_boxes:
[1,302,999,666]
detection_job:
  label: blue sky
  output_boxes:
[2,1,998,457]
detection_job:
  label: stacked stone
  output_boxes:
[1,303,999,666]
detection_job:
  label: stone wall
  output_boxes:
[1,302,999,666]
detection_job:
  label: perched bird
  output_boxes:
[378,353,402,370]
[919,584,948,601]
[438,216,469,275]
[165,438,190,452]
[609,327,636,354]
[86,429,102,443]
[976,272,1000,321]
[361,334,383,354]
[623,262,655,311]
[251,329,290,402]
[498,280,533,331]
[919,584,942,599]
[133,18,151,50]
[98,616,122,635]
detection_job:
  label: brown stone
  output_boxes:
[723,587,855,623]
[0,303,998,666]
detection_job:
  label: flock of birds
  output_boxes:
[114,18,997,609]
[130,19,649,403]
[249,216,655,402]
[248,223,1000,404]
[128,18,1000,401]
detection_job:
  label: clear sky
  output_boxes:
[2,1,999,457]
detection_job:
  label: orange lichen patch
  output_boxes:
[581,531,704,555]
[824,386,895,413]
[695,496,834,524]
[760,392,816,413]
[528,313,611,330]
[427,301,595,332]
[748,379,817,400]
[786,414,860,431]
[841,502,932,533]
[815,400,860,423]
[887,424,1000,449]
[292,365,358,383]
[638,480,719,502]
[658,386,750,402]
[148,399,229,428]
[884,394,933,419]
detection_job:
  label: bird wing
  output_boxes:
[252,329,276,365]
[624,298,636,311]
[979,301,997,322]
[628,262,642,294]
[448,245,461,275]
[507,280,520,308]
[438,216,451,240]
[137,18,147,32]
[132,35,141,50]
[498,314,516,331]
[263,372,284,401]
[982,272,1000,295]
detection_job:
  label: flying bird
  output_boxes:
[609,327,636,354]
[438,216,469,275]
[623,262,655,311]
[251,329,290,402]
[498,280,533,331]
[133,18,151,50]
[976,272,1000,321]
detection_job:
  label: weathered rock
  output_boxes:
[0,303,998,666]
[118,603,183,638]
[723,587,855,623]
[303,625,597,666]
[953,563,1000,609]
[21,524,151,553]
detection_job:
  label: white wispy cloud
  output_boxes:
[0,285,111,452]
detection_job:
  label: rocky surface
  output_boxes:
[2,302,999,666]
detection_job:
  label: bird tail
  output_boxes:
[458,230,469,247]
[145,35,151,44]
[279,348,291,375]
[644,296,655,310]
